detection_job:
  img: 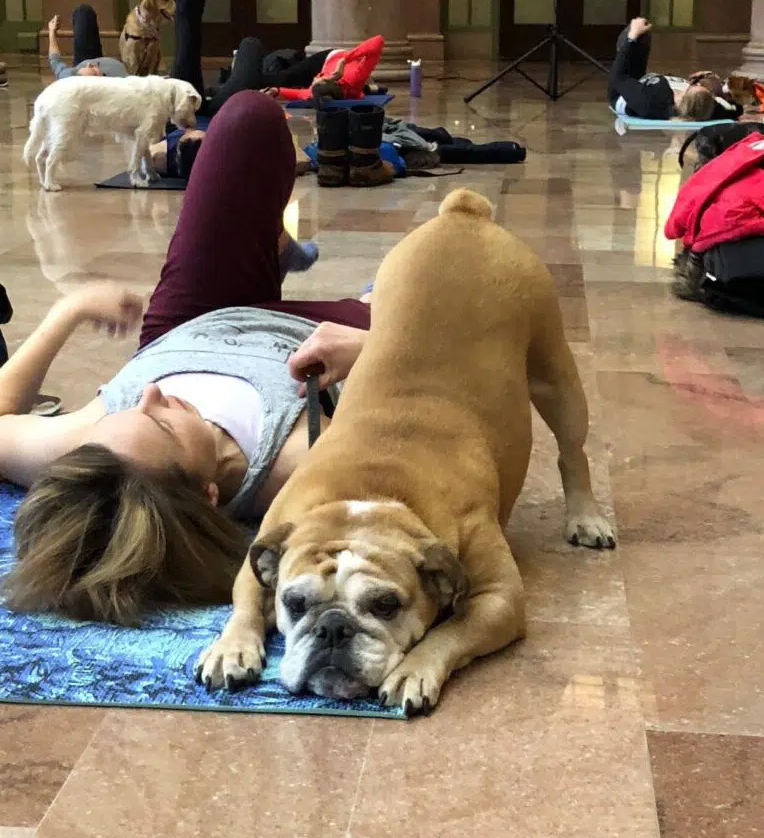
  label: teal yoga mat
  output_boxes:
[610,107,735,131]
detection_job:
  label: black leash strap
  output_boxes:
[306,374,322,448]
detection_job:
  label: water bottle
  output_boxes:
[409,59,422,98]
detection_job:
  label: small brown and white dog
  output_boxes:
[196,189,616,715]
[119,0,175,76]
[23,75,200,190]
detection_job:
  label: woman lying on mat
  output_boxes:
[0,91,369,626]
[608,17,741,122]
[47,7,128,79]
[263,34,386,103]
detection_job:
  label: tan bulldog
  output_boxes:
[196,188,615,715]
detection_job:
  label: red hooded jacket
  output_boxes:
[665,134,764,252]
[277,35,385,101]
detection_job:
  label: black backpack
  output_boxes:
[674,239,764,317]
[674,124,764,316]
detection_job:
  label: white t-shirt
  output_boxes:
[158,373,263,462]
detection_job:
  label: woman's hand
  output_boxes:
[59,282,145,338]
[48,14,60,34]
[288,322,367,394]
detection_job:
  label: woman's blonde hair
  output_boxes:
[4,444,249,626]
[676,85,716,121]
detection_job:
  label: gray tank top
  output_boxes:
[99,307,336,519]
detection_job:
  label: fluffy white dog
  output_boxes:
[23,75,201,191]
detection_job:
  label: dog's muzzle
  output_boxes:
[300,609,371,700]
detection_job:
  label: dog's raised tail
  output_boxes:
[23,114,44,168]
[438,188,494,220]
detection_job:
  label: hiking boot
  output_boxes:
[316,107,350,187]
[348,105,395,188]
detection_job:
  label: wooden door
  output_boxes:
[201,0,312,58]
[499,0,642,61]
[232,0,312,52]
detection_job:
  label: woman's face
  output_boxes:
[85,384,218,487]
[78,64,104,77]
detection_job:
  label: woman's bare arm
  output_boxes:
[0,284,144,486]
[0,298,83,418]
[0,284,143,418]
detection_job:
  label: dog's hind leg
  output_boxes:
[35,145,48,187]
[42,136,64,192]
[527,295,616,550]
[23,114,46,183]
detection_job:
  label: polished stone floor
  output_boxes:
[1,56,763,838]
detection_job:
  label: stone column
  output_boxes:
[307,0,413,82]
[738,0,764,77]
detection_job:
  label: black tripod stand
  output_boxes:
[464,22,609,104]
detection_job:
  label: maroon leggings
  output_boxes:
[139,91,370,351]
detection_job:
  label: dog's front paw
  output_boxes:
[194,628,266,692]
[565,513,616,550]
[380,655,448,717]
[43,181,62,192]
[129,172,149,189]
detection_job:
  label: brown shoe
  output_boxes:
[348,105,395,188]
[316,108,350,187]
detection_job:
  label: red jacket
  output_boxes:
[278,35,385,101]
[665,135,764,252]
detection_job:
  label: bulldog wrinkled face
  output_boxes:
[250,503,467,701]
[276,548,423,699]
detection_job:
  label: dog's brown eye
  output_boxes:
[369,594,401,620]
[283,594,306,619]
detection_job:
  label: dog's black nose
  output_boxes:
[313,610,356,648]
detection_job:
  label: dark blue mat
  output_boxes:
[0,483,404,718]
[96,172,187,190]
[286,94,394,110]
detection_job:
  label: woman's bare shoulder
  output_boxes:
[0,397,106,488]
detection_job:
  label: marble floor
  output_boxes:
[1,56,763,838]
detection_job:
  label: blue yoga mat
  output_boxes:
[286,94,394,110]
[609,106,735,131]
[0,482,404,719]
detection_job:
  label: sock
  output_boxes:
[279,236,319,280]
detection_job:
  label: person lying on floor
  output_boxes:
[263,34,385,102]
[171,0,335,115]
[608,17,741,121]
[148,117,313,180]
[152,0,332,178]
[0,91,370,626]
[47,7,128,79]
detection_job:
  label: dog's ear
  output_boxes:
[249,523,295,588]
[416,540,468,611]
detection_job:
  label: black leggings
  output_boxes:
[206,38,330,115]
[72,4,103,66]
[607,25,651,106]
[171,0,330,116]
